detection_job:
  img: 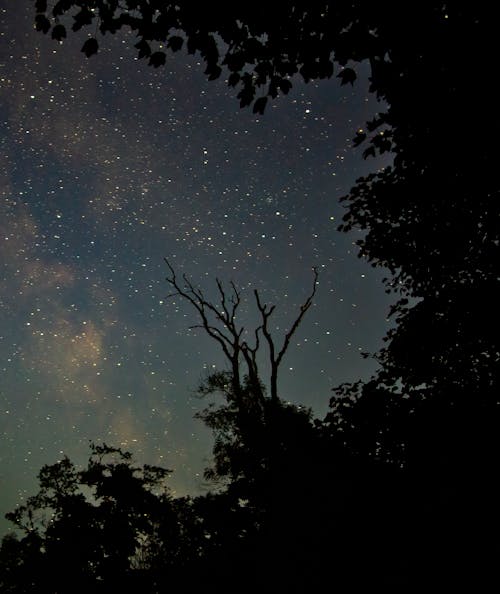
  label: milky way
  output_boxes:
[0,6,393,533]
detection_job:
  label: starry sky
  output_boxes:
[1,5,394,534]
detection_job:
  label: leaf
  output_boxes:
[167,36,184,52]
[35,0,47,12]
[279,79,292,94]
[237,82,255,108]
[149,51,166,67]
[209,67,222,81]
[134,38,151,59]
[51,24,66,41]
[81,38,99,57]
[52,0,74,17]
[253,96,268,115]
[227,72,240,87]
[372,133,393,153]
[35,14,50,34]
[353,131,367,147]
[337,67,357,86]
[206,65,222,81]
[362,146,376,159]
[72,7,94,32]
[366,115,384,132]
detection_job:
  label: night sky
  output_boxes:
[1,5,394,534]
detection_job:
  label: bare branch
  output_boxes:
[254,267,318,401]
[216,278,230,321]
[165,258,245,398]
[189,324,234,351]
[165,258,318,404]
[276,266,318,367]
[229,281,241,323]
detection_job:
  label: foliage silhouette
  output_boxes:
[2,444,177,592]
[163,266,331,591]
[3,273,500,590]
[22,2,500,588]
[164,261,318,485]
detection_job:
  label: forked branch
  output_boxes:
[165,259,318,404]
[255,267,318,401]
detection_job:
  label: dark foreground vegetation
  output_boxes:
[2,369,498,591]
[1,3,499,592]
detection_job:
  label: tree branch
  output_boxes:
[165,259,318,404]
[276,266,318,367]
[254,267,318,401]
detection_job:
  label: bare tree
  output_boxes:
[164,259,318,404]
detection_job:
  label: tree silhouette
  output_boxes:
[165,260,317,480]
[25,3,500,587]
[2,444,177,593]
[164,262,329,590]
[165,259,317,403]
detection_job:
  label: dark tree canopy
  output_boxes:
[164,261,318,489]
[1,444,177,592]
[3,265,499,590]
